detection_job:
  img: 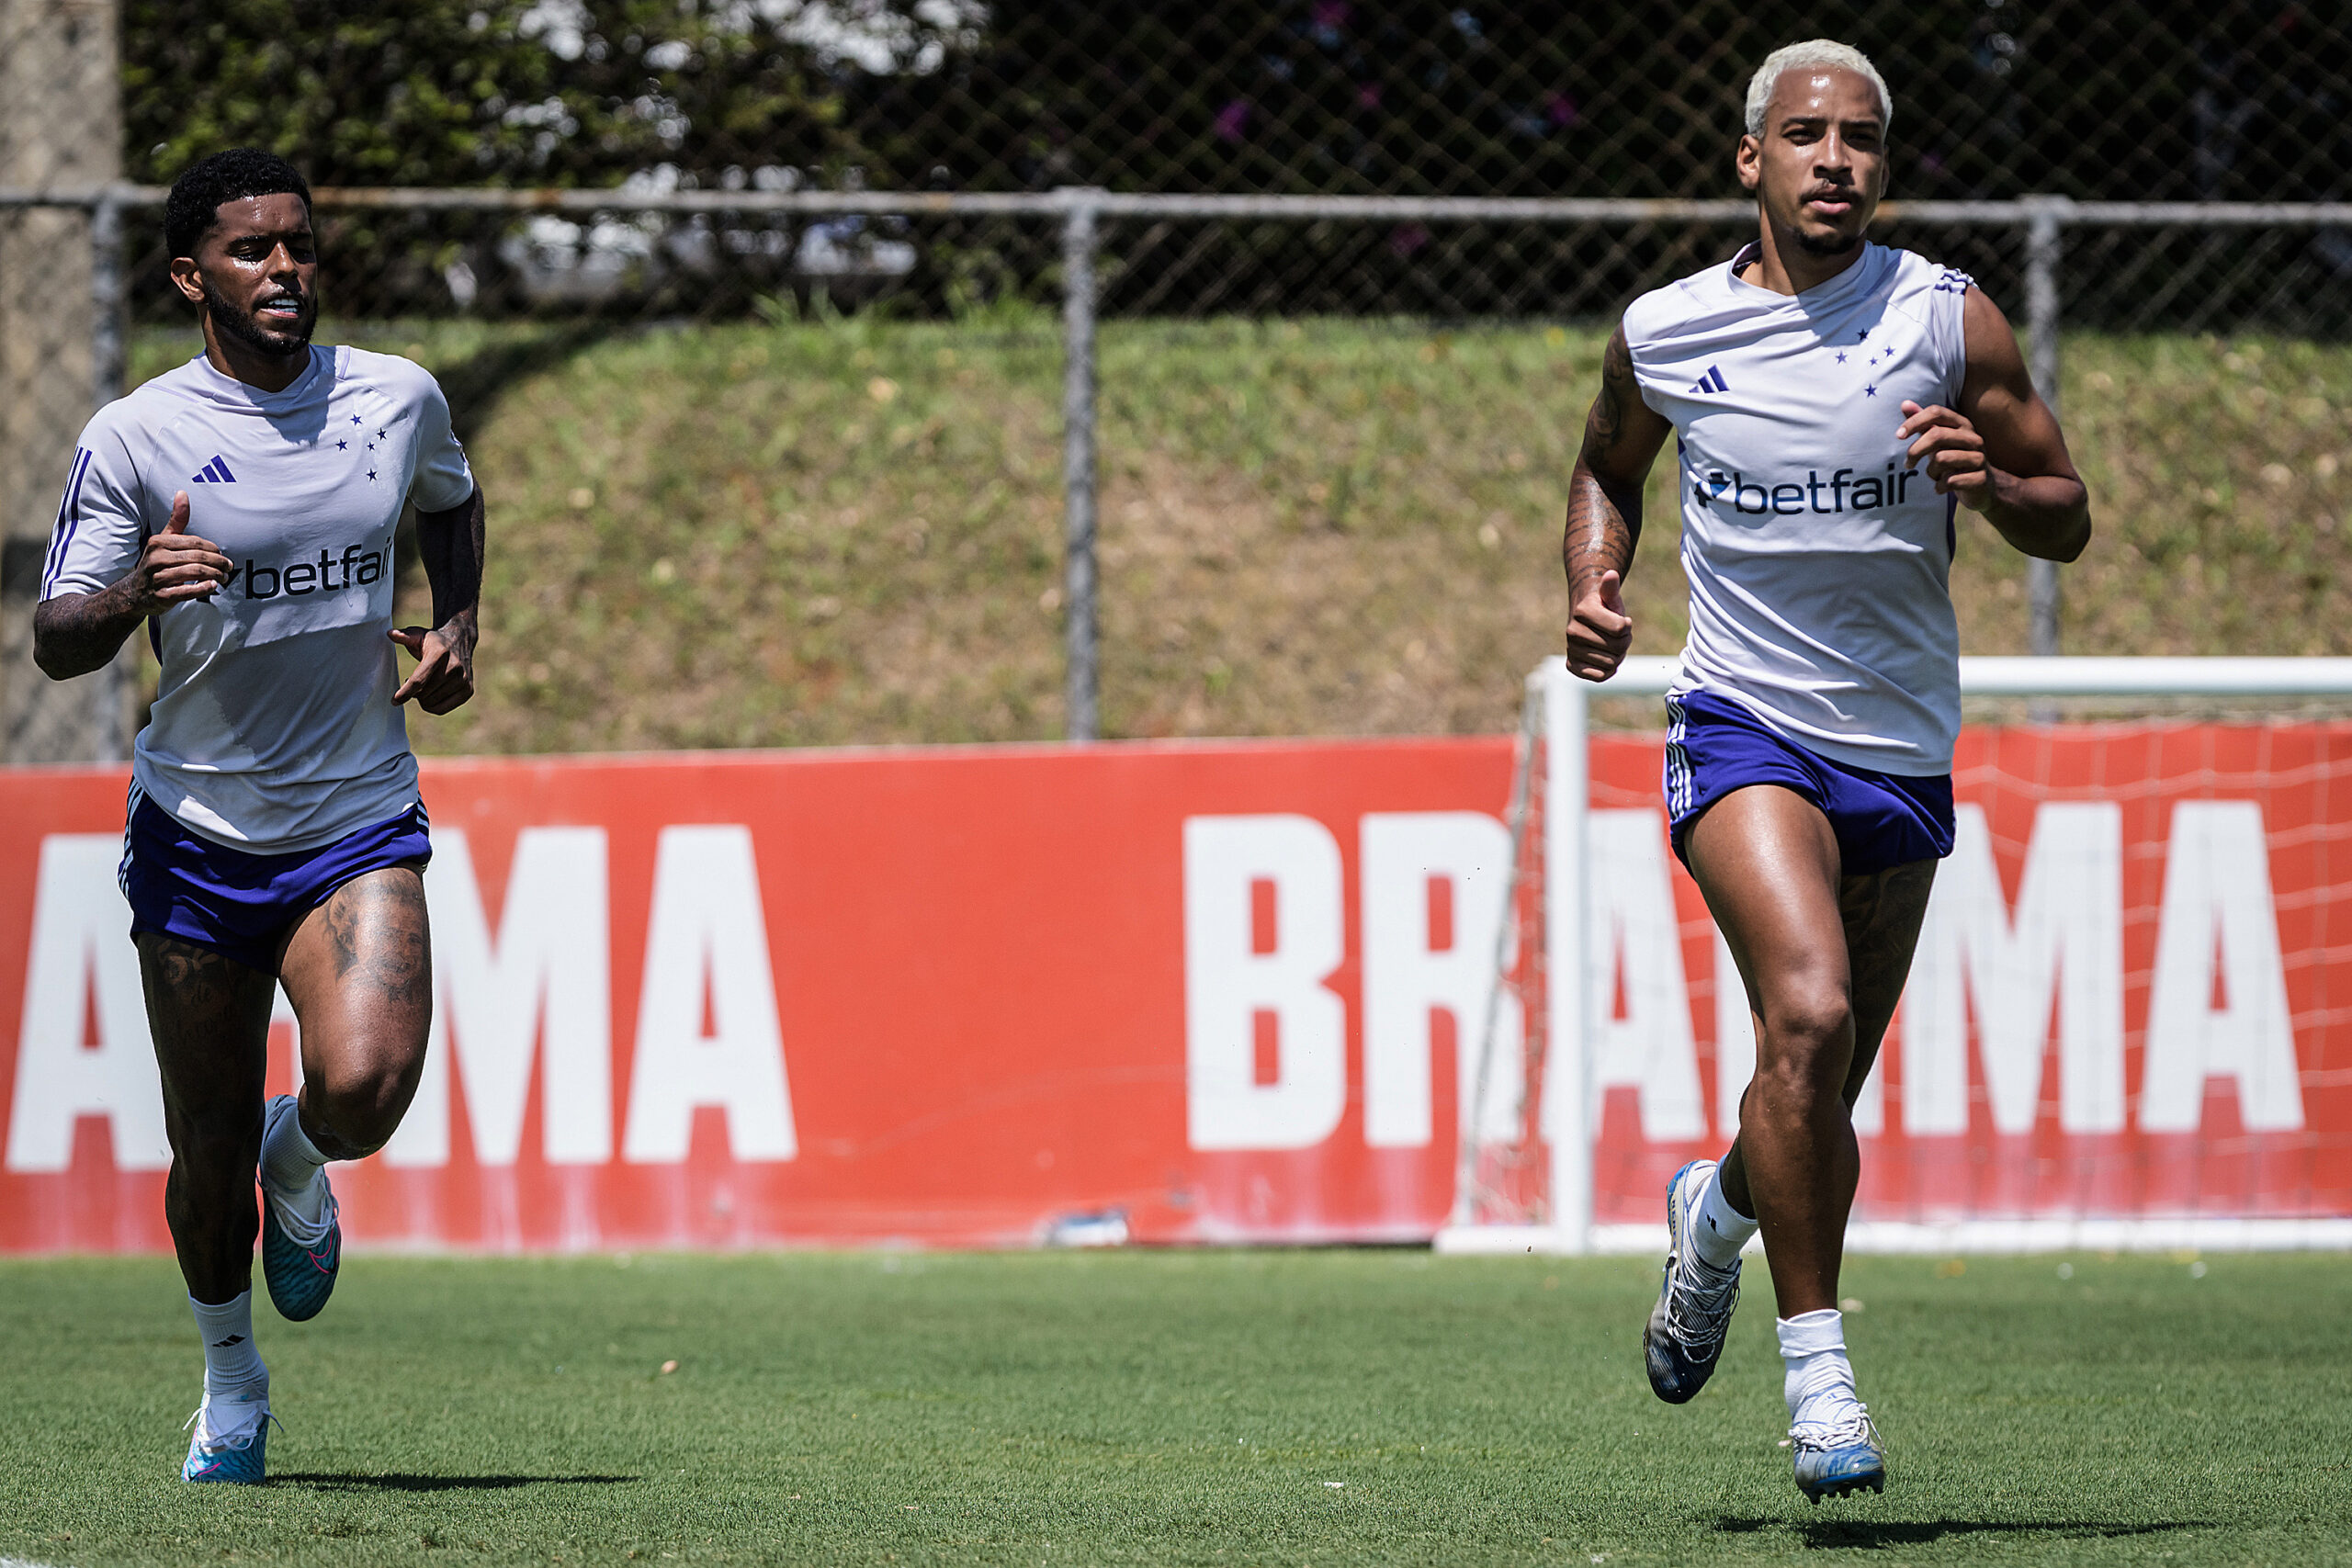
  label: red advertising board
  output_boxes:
[3,723,2347,1255]
[1584,722,2352,1235]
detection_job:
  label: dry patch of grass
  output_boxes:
[2054,334,2352,656]
[418,319,1070,753]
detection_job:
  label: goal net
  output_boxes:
[1440,656,2352,1254]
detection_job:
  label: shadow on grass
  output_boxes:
[433,321,616,442]
[1712,1517,2213,1549]
[269,1472,637,1493]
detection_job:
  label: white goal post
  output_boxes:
[1436,654,2352,1258]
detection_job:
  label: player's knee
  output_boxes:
[308,1058,419,1154]
[168,1115,263,1181]
[1758,983,1853,1067]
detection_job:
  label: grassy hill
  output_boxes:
[134,315,2352,751]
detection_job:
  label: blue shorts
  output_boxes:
[119,788,433,974]
[1662,691,1954,877]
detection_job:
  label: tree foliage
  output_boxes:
[121,1,963,188]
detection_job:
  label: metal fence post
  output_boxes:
[89,186,130,762]
[2023,195,2069,661]
[1059,189,1102,742]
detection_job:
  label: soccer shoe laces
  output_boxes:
[1661,1249,1741,1349]
[185,1384,278,1450]
[1791,1406,1879,1454]
[262,1165,338,1249]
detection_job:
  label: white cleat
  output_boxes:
[1792,1409,1886,1503]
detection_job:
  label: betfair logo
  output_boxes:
[1693,465,1922,515]
[223,544,388,599]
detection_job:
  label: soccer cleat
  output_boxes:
[181,1380,274,1484]
[259,1095,341,1322]
[1644,1158,1741,1404]
[1792,1411,1886,1503]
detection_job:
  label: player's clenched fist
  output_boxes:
[126,491,233,614]
[1896,400,1995,509]
[1565,567,1633,682]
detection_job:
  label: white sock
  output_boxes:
[191,1292,266,1397]
[261,1100,333,1234]
[1692,1165,1758,1269]
[1778,1308,1863,1430]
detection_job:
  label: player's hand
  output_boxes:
[124,491,232,614]
[1565,568,1633,682]
[1898,400,1995,511]
[390,615,476,714]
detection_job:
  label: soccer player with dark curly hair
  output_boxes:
[34,148,485,1483]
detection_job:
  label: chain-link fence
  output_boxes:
[101,1,2352,332]
[8,3,2352,761]
[1,0,129,764]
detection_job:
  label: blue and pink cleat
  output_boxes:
[259,1094,342,1322]
[181,1382,274,1484]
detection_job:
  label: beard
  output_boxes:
[201,275,314,359]
[1792,226,1864,258]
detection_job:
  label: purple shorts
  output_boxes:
[119,787,433,974]
[1662,690,1954,877]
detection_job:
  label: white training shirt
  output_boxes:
[1624,242,1973,775]
[42,346,474,852]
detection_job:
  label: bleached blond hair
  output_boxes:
[1744,40,1893,137]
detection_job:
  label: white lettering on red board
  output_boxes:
[1584,809,1707,1142]
[1904,802,2127,1136]
[3,835,169,1172]
[621,825,798,1163]
[0,794,2313,1176]
[1182,815,1349,1150]
[388,827,615,1168]
[1360,811,1521,1148]
[2139,802,2304,1133]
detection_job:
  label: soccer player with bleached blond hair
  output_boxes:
[1559,40,2090,1500]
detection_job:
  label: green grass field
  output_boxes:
[3,1250,2346,1566]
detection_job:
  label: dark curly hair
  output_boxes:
[164,149,311,262]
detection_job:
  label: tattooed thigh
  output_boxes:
[313,866,431,1008]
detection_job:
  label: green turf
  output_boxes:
[1,1251,2346,1565]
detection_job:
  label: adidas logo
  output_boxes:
[1689,366,1729,395]
[191,456,237,484]
[209,1334,245,1348]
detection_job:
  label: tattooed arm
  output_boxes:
[34,490,229,680]
[1563,323,1673,682]
[389,485,483,715]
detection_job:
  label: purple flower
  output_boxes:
[1215,100,1250,143]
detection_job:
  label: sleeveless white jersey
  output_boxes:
[42,346,475,852]
[1624,242,1973,775]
